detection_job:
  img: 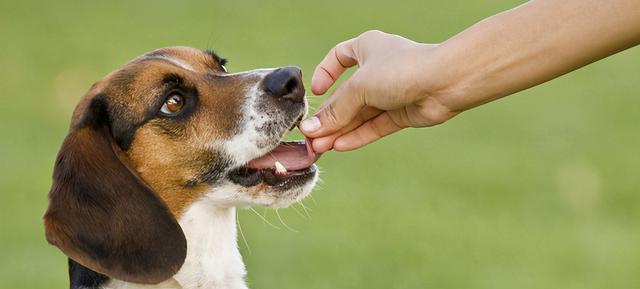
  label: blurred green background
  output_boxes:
[2,0,639,288]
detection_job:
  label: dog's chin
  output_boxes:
[255,166,318,208]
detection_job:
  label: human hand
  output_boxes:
[300,30,458,153]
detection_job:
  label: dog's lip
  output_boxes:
[227,138,320,187]
[244,138,320,171]
[289,115,303,131]
[228,165,316,187]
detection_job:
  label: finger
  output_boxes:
[309,135,336,154]
[333,109,408,152]
[311,39,359,95]
[300,73,366,138]
[311,106,382,153]
[315,75,359,112]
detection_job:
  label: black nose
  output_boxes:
[263,67,304,103]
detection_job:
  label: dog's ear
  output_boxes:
[43,95,187,284]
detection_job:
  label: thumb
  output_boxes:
[300,77,366,138]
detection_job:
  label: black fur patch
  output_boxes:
[203,49,227,66]
[145,50,166,58]
[185,151,233,186]
[69,259,109,289]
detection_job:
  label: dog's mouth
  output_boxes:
[228,138,320,187]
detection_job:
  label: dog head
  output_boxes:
[43,47,319,284]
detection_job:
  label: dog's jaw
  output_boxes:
[106,200,248,289]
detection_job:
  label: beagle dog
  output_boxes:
[43,47,320,289]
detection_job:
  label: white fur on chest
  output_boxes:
[106,201,247,289]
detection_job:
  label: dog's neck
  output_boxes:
[107,200,247,289]
[175,201,247,289]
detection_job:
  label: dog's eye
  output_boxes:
[160,94,185,115]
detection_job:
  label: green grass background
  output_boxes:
[1,0,639,288]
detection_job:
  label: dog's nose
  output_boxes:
[263,67,304,103]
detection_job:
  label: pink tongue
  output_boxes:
[245,139,320,171]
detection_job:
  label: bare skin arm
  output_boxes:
[300,0,640,153]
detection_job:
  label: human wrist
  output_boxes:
[401,43,442,102]
[419,41,483,117]
[410,43,466,120]
[418,41,487,126]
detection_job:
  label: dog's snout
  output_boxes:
[263,67,304,103]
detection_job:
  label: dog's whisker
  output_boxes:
[300,199,313,211]
[311,183,325,193]
[249,207,281,230]
[290,204,308,220]
[307,193,318,205]
[275,209,298,233]
[236,210,252,254]
[298,201,312,219]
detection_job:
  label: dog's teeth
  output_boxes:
[274,161,287,175]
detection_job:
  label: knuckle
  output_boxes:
[427,115,447,126]
[334,42,345,53]
[368,120,385,137]
[361,29,383,37]
[348,80,368,106]
[358,30,384,42]
[323,104,345,127]
[346,76,362,90]
[418,105,450,126]
[389,110,409,130]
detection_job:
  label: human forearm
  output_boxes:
[301,0,640,152]
[427,0,640,113]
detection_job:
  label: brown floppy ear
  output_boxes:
[43,96,187,284]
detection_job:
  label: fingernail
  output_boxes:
[300,116,321,132]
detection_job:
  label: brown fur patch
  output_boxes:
[44,98,187,284]
[127,123,213,216]
[70,47,250,217]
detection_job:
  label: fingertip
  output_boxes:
[310,85,324,96]
[311,66,333,95]
[299,116,321,134]
[311,77,333,95]
[300,112,334,138]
